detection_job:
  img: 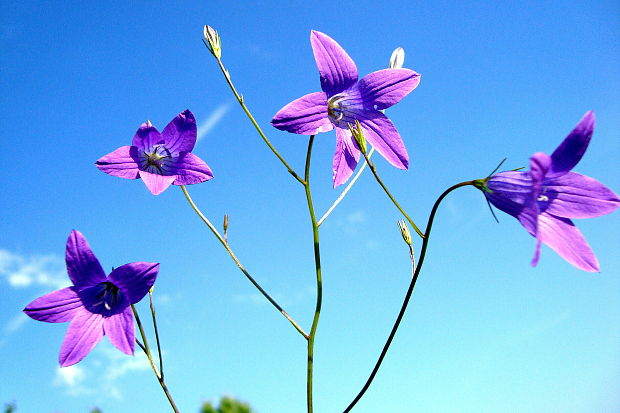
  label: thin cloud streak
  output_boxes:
[197,102,232,142]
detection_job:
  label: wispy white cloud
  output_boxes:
[0,249,68,290]
[54,365,89,396]
[4,313,28,334]
[346,210,367,224]
[197,102,232,142]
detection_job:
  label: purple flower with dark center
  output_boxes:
[96,109,213,195]
[271,31,420,187]
[484,111,620,272]
[23,230,159,366]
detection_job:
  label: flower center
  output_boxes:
[327,94,347,122]
[537,194,549,202]
[142,145,171,174]
[81,281,125,316]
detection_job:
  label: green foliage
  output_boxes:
[90,408,103,413]
[200,396,253,413]
[4,403,16,413]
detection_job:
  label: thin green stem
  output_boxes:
[180,185,309,339]
[342,180,475,413]
[204,41,304,185]
[317,148,375,227]
[131,305,180,413]
[360,150,425,239]
[303,135,322,413]
[149,290,164,380]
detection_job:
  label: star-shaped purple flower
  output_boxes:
[271,31,420,187]
[484,111,620,272]
[96,109,213,195]
[23,230,159,366]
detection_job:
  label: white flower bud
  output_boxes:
[389,47,405,69]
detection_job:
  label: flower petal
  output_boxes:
[353,110,409,169]
[536,212,599,272]
[23,287,83,323]
[310,30,358,96]
[131,121,164,150]
[171,152,214,185]
[138,171,176,195]
[59,311,104,367]
[104,307,135,355]
[271,92,333,135]
[542,172,620,218]
[549,111,594,177]
[95,146,141,179]
[357,69,421,110]
[162,109,197,154]
[530,152,552,197]
[332,127,360,187]
[108,262,159,304]
[65,230,106,288]
[485,171,538,236]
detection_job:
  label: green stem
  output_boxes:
[360,150,425,239]
[131,305,180,413]
[342,180,475,413]
[204,42,304,185]
[303,135,322,413]
[317,148,375,227]
[180,185,309,340]
[149,290,164,379]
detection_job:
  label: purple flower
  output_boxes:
[23,230,159,366]
[271,31,420,187]
[485,111,620,272]
[96,109,213,195]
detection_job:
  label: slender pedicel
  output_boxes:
[343,181,475,412]
[180,185,309,339]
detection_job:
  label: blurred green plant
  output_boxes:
[200,396,253,413]
[4,403,16,413]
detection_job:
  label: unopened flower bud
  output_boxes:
[223,214,229,232]
[348,120,367,155]
[389,47,405,69]
[203,25,221,58]
[397,219,412,245]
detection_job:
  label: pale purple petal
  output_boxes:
[271,92,333,135]
[131,121,163,150]
[23,287,83,323]
[549,111,594,177]
[542,172,620,218]
[352,110,409,169]
[59,311,104,367]
[530,152,552,196]
[310,30,358,96]
[162,109,197,154]
[171,152,214,185]
[357,69,421,110]
[536,212,600,272]
[104,307,135,355]
[332,127,361,187]
[108,262,159,304]
[138,171,176,195]
[65,230,106,288]
[95,146,141,179]
[486,171,531,219]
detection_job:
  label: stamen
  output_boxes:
[538,195,549,202]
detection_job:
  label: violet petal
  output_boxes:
[537,212,600,272]
[59,311,104,367]
[65,230,106,288]
[271,92,333,135]
[529,152,552,197]
[357,68,421,110]
[95,146,141,179]
[542,172,620,218]
[332,127,361,187]
[103,307,135,355]
[23,287,83,323]
[108,262,159,304]
[171,152,214,186]
[353,110,409,169]
[549,111,594,177]
[162,109,198,154]
[310,30,358,97]
[131,121,164,150]
[138,170,176,195]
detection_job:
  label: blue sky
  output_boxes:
[1,1,619,412]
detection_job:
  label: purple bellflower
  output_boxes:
[484,111,620,272]
[23,230,159,366]
[96,109,213,195]
[271,31,420,187]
